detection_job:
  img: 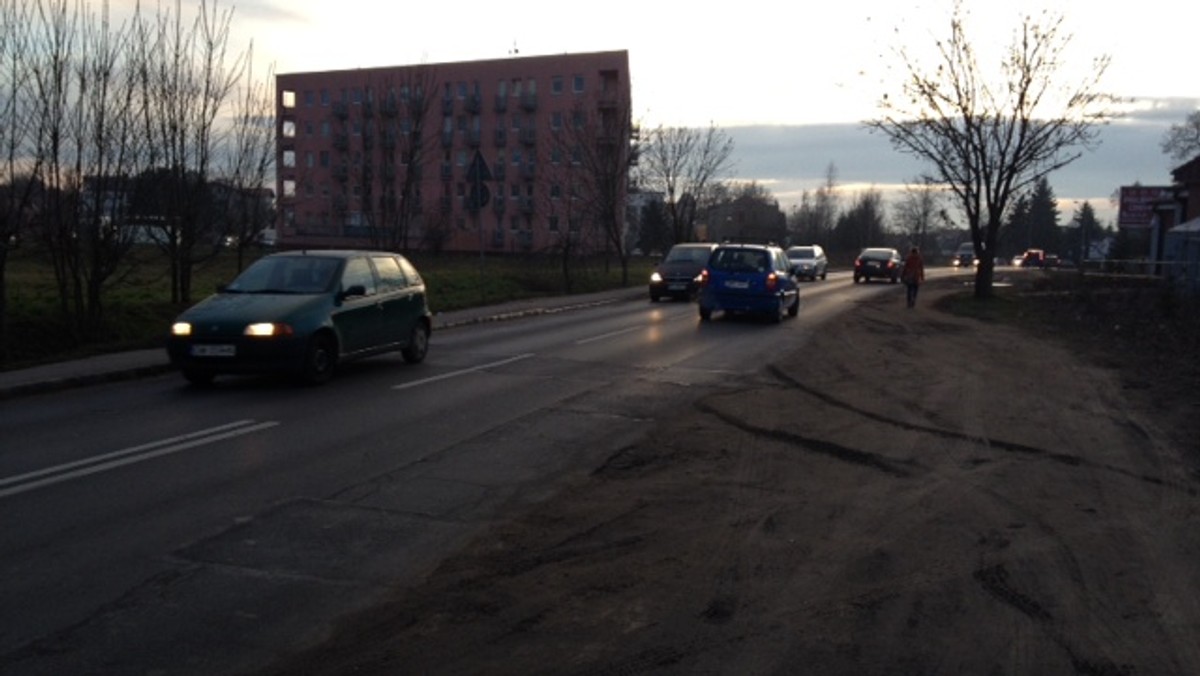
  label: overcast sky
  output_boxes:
[121,0,1200,226]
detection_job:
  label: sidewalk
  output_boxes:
[0,287,645,400]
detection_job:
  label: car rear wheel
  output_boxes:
[787,295,800,317]
[401,321,429,364]
[301,333,337,385]
[699,306,712,321]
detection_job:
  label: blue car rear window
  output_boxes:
[711,249,768,273]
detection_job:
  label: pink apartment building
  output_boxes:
[274,50,633,254]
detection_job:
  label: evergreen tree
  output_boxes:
[1028,177,1062,254]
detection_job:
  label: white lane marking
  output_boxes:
[0,420,279,499]
[392,353,536,391]
[575,325,642,345]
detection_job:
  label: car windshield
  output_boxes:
[664,246,711,264]
[711,248,769,273]
[226,256,341,294]
[860,249,894,260]
[788,247,815,259]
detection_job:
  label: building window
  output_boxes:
[282,150,296,168]
[456,150,467,166]
[549,215,560,231]
[551,147,563,165]
[551,112,562,130]
[550,184,561,200]
[320,121,330,137]
[552,76,563,95]
[319,151,330,167]
[305,151,314,168]
[573,111,585,129]
[457,82,467,99]
[303,90,314,106]
[282,90,296,108]
[320,89,329,106]
[352,88,362,104]
[573,75,585,93]
[305,121,314,136]
[283,180,296,197]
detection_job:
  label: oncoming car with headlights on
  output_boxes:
[167,250,431,386]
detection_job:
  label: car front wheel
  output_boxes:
[301,333,337,385]
[699,306,712,321]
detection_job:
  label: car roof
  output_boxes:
[267,249,399,260]
[861,247,897,254]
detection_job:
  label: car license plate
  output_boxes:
[725,280,749,289]
[668,283,686,291]
[192,344,235,357]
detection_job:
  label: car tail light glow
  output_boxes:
[699,269,710,286]
[766,272,778,291]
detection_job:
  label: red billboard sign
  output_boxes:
[1118,186,1174,228]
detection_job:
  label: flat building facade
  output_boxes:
[275,50,632,254]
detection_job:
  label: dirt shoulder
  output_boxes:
[255,276,1200,676]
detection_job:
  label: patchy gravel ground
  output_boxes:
[254,275,1200,676]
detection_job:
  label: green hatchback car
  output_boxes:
[167,250,431,385]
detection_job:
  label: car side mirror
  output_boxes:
[340,284,367,300]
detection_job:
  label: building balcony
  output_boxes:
[493,164,507,181]
[520,93,537,112]
[332,165,348,182]
[519,197,534,214]
[442,98,454,115]
[466,129,482,147]
[520,163,536,180]
[494,94,508,113]
[519,129,536,146]
[332,101,348,118]
[465,94,482,114]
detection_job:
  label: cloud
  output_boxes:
[726,97,1199,225]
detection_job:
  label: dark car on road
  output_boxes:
[649,242,718,301]
[698,243,800,323]
[786,244,828,281]
[167,250,432,385]
[952,242,977,268]
[853,247,902,283]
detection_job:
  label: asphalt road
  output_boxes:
[0,271,906,675]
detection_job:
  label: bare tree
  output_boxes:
[0,0,38,363]
[133,0,247,303]
[638,123,734,245]
[220,46,275,272]
[547,99,638,283]
[866,1,1117,297]
[893,177,944,251]
[788,163,839,247]
[1161,110,1200,163]
[28,0,150,341]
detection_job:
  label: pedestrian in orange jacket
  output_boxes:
[901,246,925,308]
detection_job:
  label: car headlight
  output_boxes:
[650,272,663,283]
[244,322,294,337]
[171,322,192,336]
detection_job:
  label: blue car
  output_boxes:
[698,243,801,323]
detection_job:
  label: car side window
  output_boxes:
[341,257,376,296]
[371,255,406,291]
